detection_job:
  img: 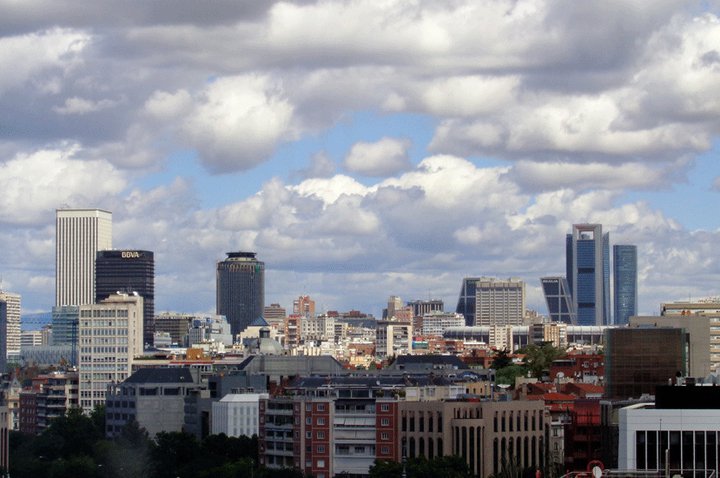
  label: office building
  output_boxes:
[604,327,686,399]
[106,368,201,438]
[51,305,79,346]
[619,385,720,474]
[475,277,525,327]
[456,278,480,326]
[566,224,610,326]
[0,292,20,370]
[661,300,720,372]
[154,312,194,346]
[408,299,444,318]
[216,252,265,337]
[55,208,112,307]
[78,293,143,411]
[376,318,413,357]
[421,311,464,336]
[541,277,577,324]
[20,331,42,348]
[613,245,637,325]
[630,315,711,377]
[96,249,155,345]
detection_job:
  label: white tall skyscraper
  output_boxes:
[55,208,112,307]
[0,291,21,370]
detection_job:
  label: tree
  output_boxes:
[491,348,513,370]
[520,343,565,379]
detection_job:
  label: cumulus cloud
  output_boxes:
[0,28,89,94]
[344,137,411,177]
[183,75,296,173]
[3,0,720,317]
[0,145,126,225]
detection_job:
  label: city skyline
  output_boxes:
[2,2,720,319]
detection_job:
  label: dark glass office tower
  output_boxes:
[541,276,577,324]
[95,250,154,345]
[455,277,479,327]
[566,224,610,326]
[613,244,638,325]
[216,252,265,337]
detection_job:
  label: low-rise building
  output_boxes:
[105,367,201,438]
[211,393,268,437]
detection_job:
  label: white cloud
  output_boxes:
[0,145,126,225]
[0,28,89,93]
[143,89,192,120]
[183,75,296,173]
[344,137,411,177]
[507,160,680,192]
[53,96,117,115]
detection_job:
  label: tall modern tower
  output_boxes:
[566,224,610,326]
[96,250,155,345]
[216,252,265,337]
[56,208,112,306]
[613,245,638,326]
[540,277,577,324]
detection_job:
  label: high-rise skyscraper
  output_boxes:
[456,277,525,326]
[456,277,480,326]
[96,250,155,345]
[475,277,525,327]
[56,208,112,306]
[0,291,20,372]
[613,245,638,326]
[540,277,577,324]
[566,224,610,326]
[216,252,265,337]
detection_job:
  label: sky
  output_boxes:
[2,0,720,320]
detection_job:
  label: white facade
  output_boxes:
[78,293,143,411]
[475,277,525,326]
[55,208,112,307]
[619,403,720,473]
[212,393,268,437]
[421,311,464,336]
[0,292,21,359]
[20,330,43,348]
[375,319,412,357]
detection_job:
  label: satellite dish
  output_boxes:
[592,466,602,478]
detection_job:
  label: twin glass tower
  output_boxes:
[564,224,637,326]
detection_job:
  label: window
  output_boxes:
[317,403,325,412]
[317,431,325,439]
[381,432,389,440]
[381,403,389,412]
[317,417,325,425]
[381,418,390,426]
[306,431,312,439]
[306,417,312,425]
[316,459,325,468]
[306,403,312,411]
[381,446,390,455]
[317,445,325,453]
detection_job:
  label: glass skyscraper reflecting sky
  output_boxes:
[613,244,638,325]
